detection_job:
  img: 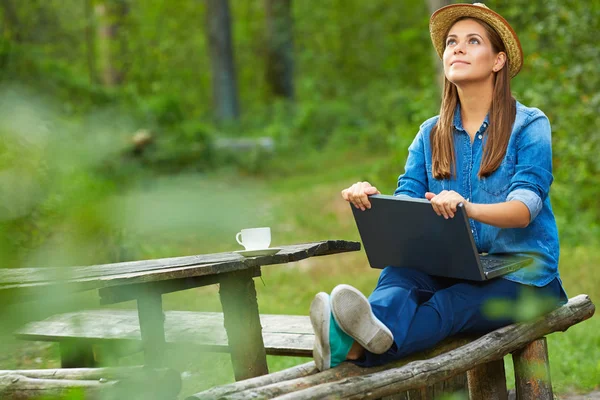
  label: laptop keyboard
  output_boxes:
[480,257,511,272]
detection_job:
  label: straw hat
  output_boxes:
[429,3,523,78]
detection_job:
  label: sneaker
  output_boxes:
[309,292,354,371]
[330,284,394,355]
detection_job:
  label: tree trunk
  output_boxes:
[95,0,128,86]
[425,0,452,91]
[205,0,240,120]
[264,0,294,100]
[84,0,98,84]
[0,0,21,42]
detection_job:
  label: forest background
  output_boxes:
[0,0,598,398]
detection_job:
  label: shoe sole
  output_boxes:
[309,292,331,371]
[330,284,393,354]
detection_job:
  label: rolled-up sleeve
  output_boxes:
[394,128,428,198]
[507,114,554,222]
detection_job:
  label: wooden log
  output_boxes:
[0,366,178,381]
[186,362,317,400]
[219,267,269,381]
[0,367,181,400]
[381,391,408,400]
[467,359,508,400]
[188,337,472,400]
[512,337,553,400]
[111,366,182,400]
[0,374,114,400]
[229,295,593,400]
[433,372,468,396]
[407,387,432,400]
[382,372,468,399]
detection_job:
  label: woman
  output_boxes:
[310,3,567,371]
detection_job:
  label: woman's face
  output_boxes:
[443,19,505,86]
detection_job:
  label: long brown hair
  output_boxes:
[431,17,516,179]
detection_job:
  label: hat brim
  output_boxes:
[429,4,523,78]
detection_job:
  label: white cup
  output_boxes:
[235,227,271,250]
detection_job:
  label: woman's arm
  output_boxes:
[467,200,530,228]
[394,122,432,198]
[426,111,554,229]
[425,191,530,228]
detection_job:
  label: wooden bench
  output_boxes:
[15,309,314,367]
[186,295,595,400]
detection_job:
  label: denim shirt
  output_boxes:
[394,101,561,288]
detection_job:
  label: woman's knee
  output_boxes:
[377,266,435,288]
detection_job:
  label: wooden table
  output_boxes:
[0,240,360,380]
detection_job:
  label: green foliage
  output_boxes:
[0,88,127,269]
[0,2,598,395]
[3,1,596,245]
[482,286,559,322]
[501,0,600,244]
[135,119,214,173]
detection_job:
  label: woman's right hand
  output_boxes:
[341,181,381,211]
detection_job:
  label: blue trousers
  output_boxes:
[360,266,566,366]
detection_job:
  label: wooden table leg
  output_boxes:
[219,267,269,381]
[137,293,167,367]
[59,340,96,368]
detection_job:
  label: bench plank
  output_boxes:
[16,310,314,357]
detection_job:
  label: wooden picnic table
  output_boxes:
[0,240,360,381]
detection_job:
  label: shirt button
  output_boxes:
[471,229,474,233]
[478,135,483,139]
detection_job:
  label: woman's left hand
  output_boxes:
[425,190,471,219]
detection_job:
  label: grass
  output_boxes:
[0,154,598,398]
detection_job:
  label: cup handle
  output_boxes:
[236,232,243,246]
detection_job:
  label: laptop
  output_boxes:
[351,194,533,281]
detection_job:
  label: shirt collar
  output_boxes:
[453,103,490,133]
